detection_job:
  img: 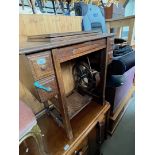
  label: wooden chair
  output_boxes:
[19,100,47,155]
[106,15,135,46]
[20,0,37,13]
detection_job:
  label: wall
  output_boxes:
[19,14,82,43]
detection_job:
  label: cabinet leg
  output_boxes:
[43,101,73,140]
[43,101,52,115]
[104,109,110,140]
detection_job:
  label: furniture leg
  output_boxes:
[23,141,29,152]
[52,0,57,15]
[29,0,37,14]
[127,19,134,45]
[66,1,70,15]
[36,0,45,13]
[59,0,65,14]
[116,27,122,38]
[104,108,110,140]
[19,124,48,155]
[31,125,48,155]
[43,101,64,128]
[21,0,25,10]
[97,120,106,144]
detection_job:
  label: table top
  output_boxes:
[19,31,113,55]
[38,101,110,155]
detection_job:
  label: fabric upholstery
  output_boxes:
[19,100,37,139]
[108,52,135,75]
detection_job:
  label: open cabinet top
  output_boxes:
[19,31,113,54]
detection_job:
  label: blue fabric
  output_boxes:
[81,4,107,33]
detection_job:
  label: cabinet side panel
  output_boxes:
[19,55,44,113]
[61,61,75,95]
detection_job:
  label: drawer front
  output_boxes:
[27,51,54,80]
[55,39,106,62]
[35,76,58,103]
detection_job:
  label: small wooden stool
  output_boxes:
[19,100,47,155]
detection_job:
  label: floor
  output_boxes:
[19,94,135,155]
[100,93,135,155]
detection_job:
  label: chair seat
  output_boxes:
[19,100,37,139]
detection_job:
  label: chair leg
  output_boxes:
[19,124,48,155]
[31,124,48,155]
[23,141,29,153]
[28,0,37,14]
[21,0,25,10]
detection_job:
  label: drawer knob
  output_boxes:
[75,150,83,155]
[40,64,47,70]
[34,81,52,92]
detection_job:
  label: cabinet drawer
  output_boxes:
[35,76,58,102]
[55,39,106,62]
[27,51,54,80]
[71,138,88,155]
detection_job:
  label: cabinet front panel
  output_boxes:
[36,76,58,103]
[27,51,54,80]
[55,39,106,62]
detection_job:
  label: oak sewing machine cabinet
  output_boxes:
[19,31,114,140]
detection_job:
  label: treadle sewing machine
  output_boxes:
[19,31,114,140]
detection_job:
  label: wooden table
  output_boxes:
[20,101,110,155]
[19,31,114,140]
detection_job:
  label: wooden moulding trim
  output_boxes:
[106,15,135,22]
[19,34,114,54]
[28,31,100,39]
[103,37,110,98]
[28,32,102,42]
[110,85,135,121]
[108,99,131,135]
[59,45,107,63]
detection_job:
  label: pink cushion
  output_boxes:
[19,100,37,139]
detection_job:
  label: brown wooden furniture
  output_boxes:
[105,16,135,134]
[20,101,110,155]
[106,15,135,46]
[20,31,114,140]
[107,85,134,134]
[104,4,113,19]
